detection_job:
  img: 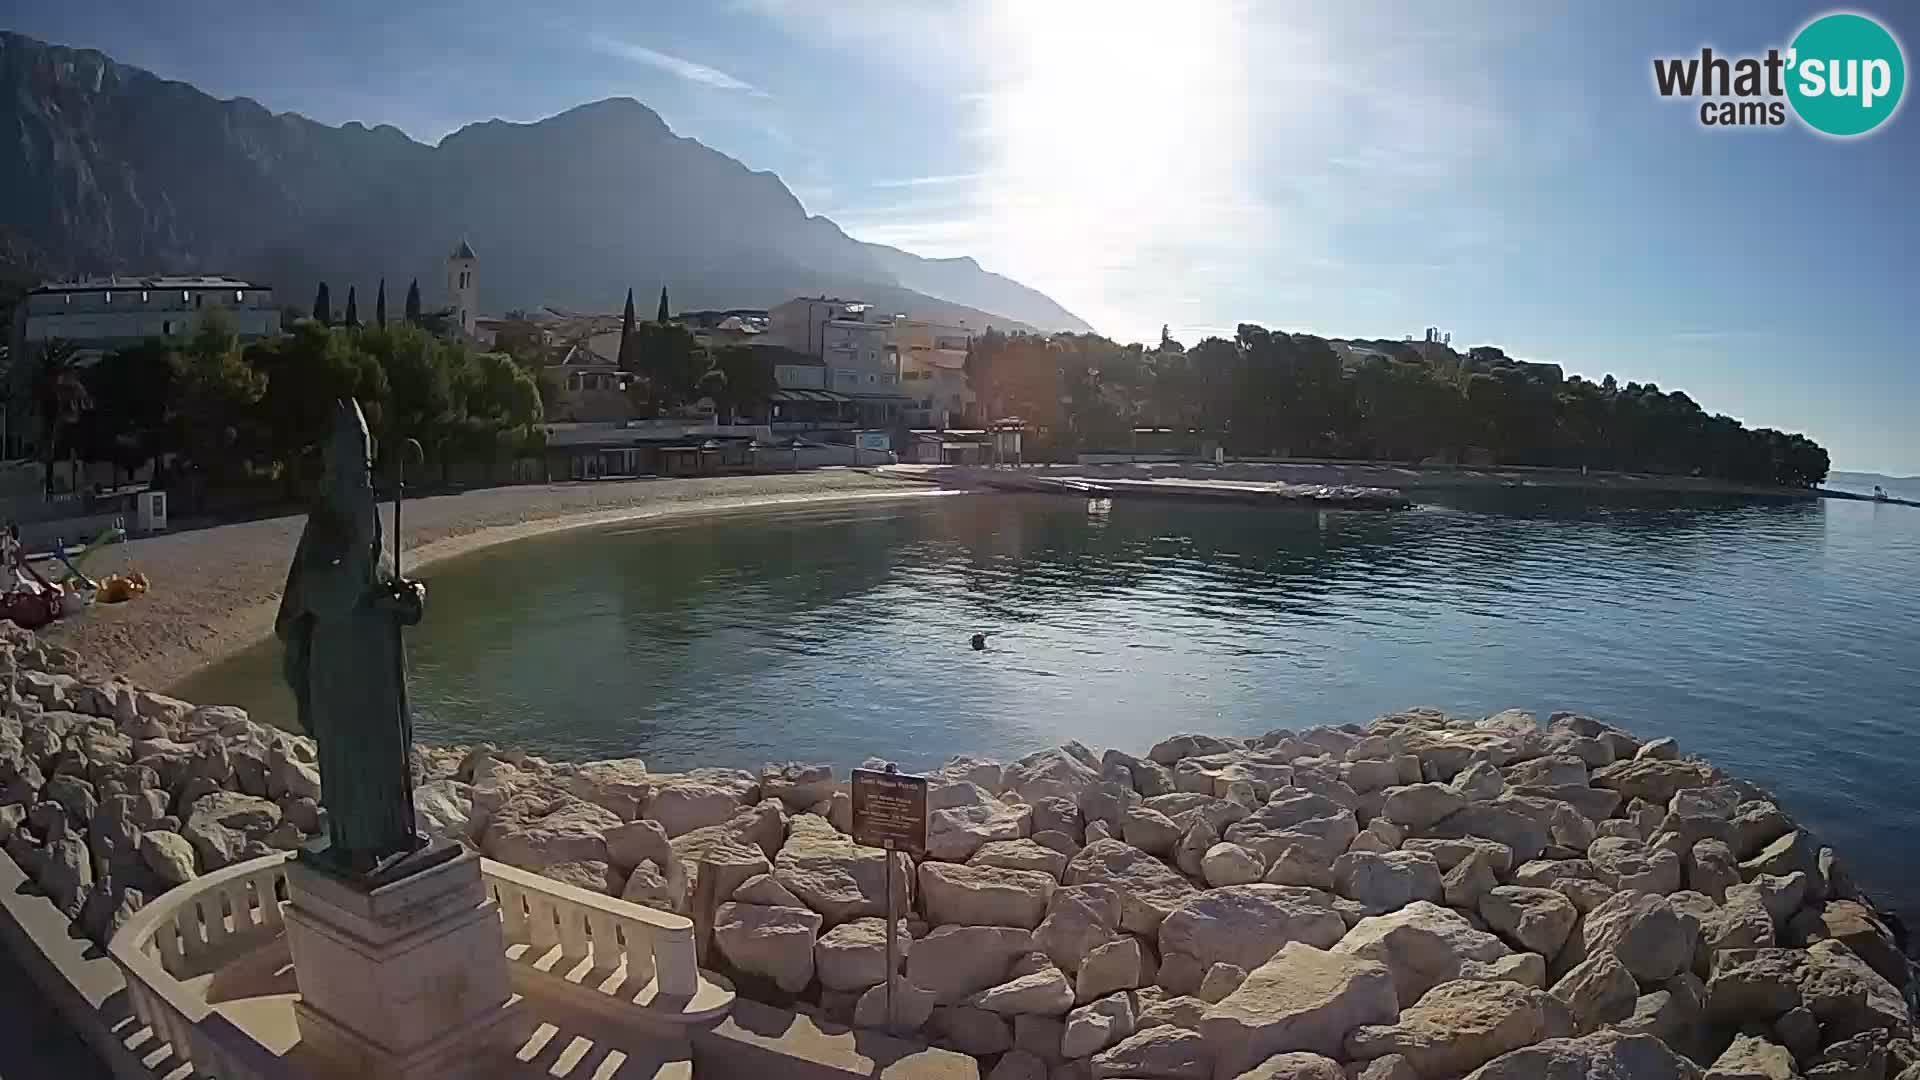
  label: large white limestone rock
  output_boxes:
[1034,884,1123,974]
[773,812,910,924]
[1479,886,1578,958]
[928,786,1035,862]
[1344,978,1577,1078]
[1460,1031,1705,1079]
[1330,901,1516,1005]
[1064,838,1198,936]
[713,901,821,992]
[1548,950,1638,1033]
[1331,850,1444,914]
[1380,784,1467,830]
[1061,992,1136,1059]
[971,838,1070,881]
[1090,1026,1212,1080]
[1157,884,1346,971]
[561,757,654,820]
[1201,842,1264,887]
[1580,890,1700,984]
[644,780,748,837]
[481,790,618,872]
[1198,942,1399,1077]
[918,861,1055,929]
[907,924,1035,1004]
[814,917,910,992]
[973,964,1076,1017]
[1076,935,1154,1004]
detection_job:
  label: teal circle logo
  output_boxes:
[1787,12,1905,136]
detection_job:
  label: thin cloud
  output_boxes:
[586,34,768,96]
[868,172,988,189]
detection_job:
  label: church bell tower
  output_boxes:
[446,239,478,339]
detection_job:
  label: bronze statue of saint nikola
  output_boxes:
[275,399,430,877]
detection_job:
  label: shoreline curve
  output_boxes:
[40,471,947,692]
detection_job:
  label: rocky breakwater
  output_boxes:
[0,623,331,947]
[408,707,1918,1080]
[2,617,1915,1080]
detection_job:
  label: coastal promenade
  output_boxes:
[45,470,937,690]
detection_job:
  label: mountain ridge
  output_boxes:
[0,31,1091,334]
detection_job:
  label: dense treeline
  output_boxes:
[34,313,543,496]
[966,324,1830,488]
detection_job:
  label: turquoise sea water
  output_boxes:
[178,491,1920,919]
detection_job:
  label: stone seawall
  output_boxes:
[2,621,1916,1079]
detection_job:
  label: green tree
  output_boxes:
[450,350,545,462]
[622,321,705,414]
[707,344,775,422]
[617,288,639,371]
[363,323,455,454]
[375,278,387,326]
[404,278,422,323]
[344,285,359,328]
[29,340,92,493]
[656,286,670,323]
[172,310,267,476]
[312,282,332,325]
[74,341,176,481]
[249,322,389,494]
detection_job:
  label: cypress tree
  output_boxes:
[656,286,669,323]
[344,285,359,327]
[313,282,331,324]
[404,278,422,322]
[375,278,387,325]
[618,288,639,371]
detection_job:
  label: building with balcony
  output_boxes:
[543,340,637,423]
[892,319,976,429]
[766,298,910,427]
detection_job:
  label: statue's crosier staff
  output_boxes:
[393,433,426,854]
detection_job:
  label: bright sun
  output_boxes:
[977,0,1253,338]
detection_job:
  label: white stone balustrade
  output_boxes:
[484,859,734,1028]
[107,852,734,1077]
[108,853,294,1079]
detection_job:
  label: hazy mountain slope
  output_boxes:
[0,32,1087,333]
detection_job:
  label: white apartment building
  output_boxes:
[15,275,279,353]
[5,275,281,459]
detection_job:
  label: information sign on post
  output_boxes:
[850,766,927,1033]
[850,767,929,856]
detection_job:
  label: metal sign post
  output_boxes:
[851,765,928,1033]
[883,836,897,1029]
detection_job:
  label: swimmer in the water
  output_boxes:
[970,633,987,651]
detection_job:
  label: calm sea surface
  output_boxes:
[178,491,1920,918]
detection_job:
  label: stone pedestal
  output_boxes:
[285,848,530,1079]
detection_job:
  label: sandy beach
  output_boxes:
[42,469,938,690]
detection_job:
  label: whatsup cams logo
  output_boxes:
[1653,11,1906,136]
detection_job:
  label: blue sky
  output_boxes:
[10,1,1919,472]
